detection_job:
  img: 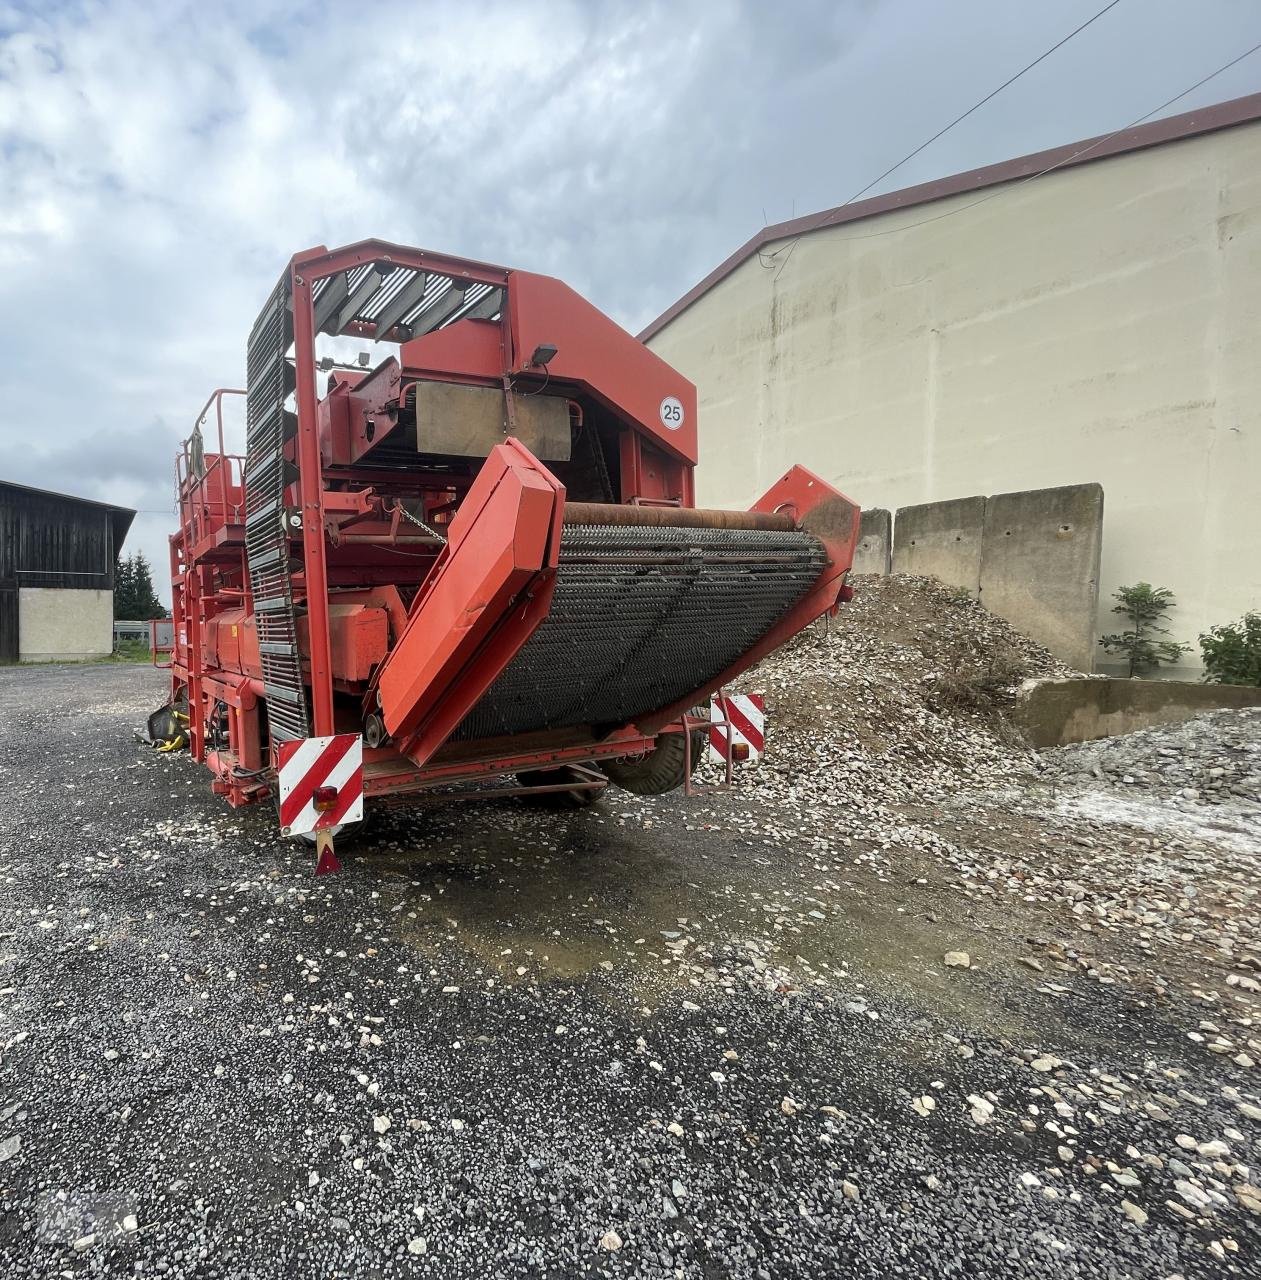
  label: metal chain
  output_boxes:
[395,501,447,542]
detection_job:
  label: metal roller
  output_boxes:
[562,502,798,532]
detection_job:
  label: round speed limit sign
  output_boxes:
[659,396,685,430]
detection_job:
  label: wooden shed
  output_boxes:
[0,480,136,662]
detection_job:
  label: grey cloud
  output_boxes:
[0,0,1258,593]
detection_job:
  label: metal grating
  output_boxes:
[453,525,826,741]
[311,264,502,341]
[244,275,309,745]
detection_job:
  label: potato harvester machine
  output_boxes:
[158,240,860,872]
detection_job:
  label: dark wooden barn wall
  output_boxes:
[0,584,15,663]
[0,486,115,589]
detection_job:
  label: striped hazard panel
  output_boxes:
[707,692,765,764]
[276,734,364,836]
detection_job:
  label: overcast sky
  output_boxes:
[1,0,1258,597]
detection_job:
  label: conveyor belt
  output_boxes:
[453,523,826,740]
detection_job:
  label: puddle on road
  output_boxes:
[347,795,1105,1048]
[364,805,703,994]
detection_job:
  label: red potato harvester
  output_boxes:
[155,240,860,872]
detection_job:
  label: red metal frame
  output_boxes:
[373,438,565,767]
[682,694,735,797]
[164,239,861,840]
[149,619,174,669]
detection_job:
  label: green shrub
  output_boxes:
[1199,612,1261,686]
[1099,582,1190,678]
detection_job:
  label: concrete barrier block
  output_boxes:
[980,483,1103,671]
[1015,676,1261,748]
[891,496,985,593]
[852,508,891,575]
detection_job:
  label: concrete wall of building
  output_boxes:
[1016,676,1261,748]
[18,588,113,661]
[646,121,1261,668]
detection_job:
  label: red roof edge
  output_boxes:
[637,90,1261,343]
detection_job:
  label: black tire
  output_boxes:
[601,720,705,796]
[516,765,607,808]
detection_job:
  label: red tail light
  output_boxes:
[313,785,339,812]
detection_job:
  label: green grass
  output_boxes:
[102,639,155,664]
[0,639,156,667]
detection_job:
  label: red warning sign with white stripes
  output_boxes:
[276,734,364,836]
[708,692,765,764]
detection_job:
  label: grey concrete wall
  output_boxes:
[979,484,1103,671]
[1016,676,1261,749]
[852,508,891,576]
[891,495,985,593]
[19,588,113,661]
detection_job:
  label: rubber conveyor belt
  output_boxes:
[452,522,827,741]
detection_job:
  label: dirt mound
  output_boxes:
[728,574,1074,816]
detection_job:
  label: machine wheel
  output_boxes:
[516,764,607,808]
[602,715,706,796]
[363,713,387,749]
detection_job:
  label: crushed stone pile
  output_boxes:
[722,574,1073,823]
[1039,709,1261,810]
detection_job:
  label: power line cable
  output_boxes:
[844,0,1124,210]
[792,38,1261,249]
[763,0,1125,274]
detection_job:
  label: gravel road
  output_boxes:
[0,664,1258,1278]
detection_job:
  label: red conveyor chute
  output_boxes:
[375,439,565,767]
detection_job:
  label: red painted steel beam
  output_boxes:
[291,264,336,736]
[291,240,509,291]
[375,439,565,768]
[361,728,654,796]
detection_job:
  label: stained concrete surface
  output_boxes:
[891,496,985,595]
[17,587,113,661]
[979,485,1103,673]
[0,665,1257,1279]
[1018,676,1261,748]
[852,509,891,577]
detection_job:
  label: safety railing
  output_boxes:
[175,388,247,550]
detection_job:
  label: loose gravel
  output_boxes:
[1,622,1259,1277]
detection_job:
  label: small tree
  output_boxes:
[1200,613,1261,686]
[129,552,166,619]
[113,552,166,619]
[113,554,135,619]
[1100,582,1189,677]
